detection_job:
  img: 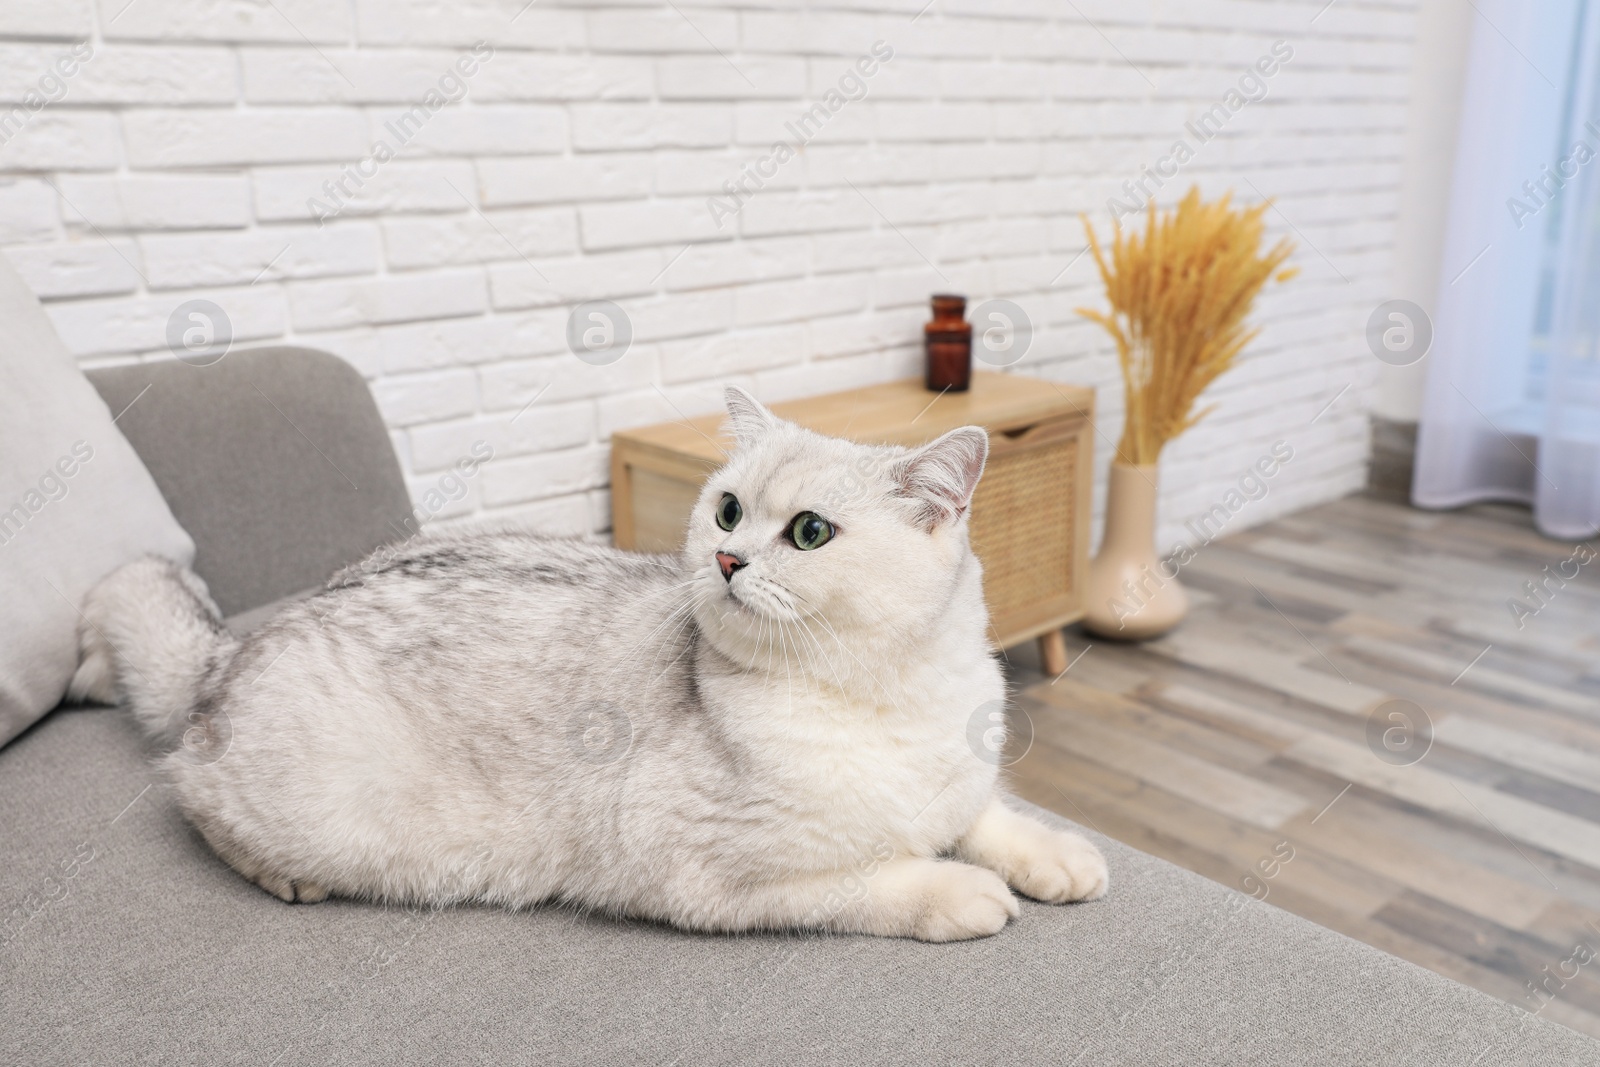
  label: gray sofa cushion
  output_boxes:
[86,348,413,618]
[0,258,194,747]
[2,705,1593,1066]
[222,585,318,636]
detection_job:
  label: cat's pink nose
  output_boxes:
[715,551,745,581]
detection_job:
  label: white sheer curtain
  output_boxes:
[1414,0,1600,539]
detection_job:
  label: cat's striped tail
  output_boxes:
[68,556,238,746]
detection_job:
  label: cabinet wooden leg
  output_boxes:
[1037,629,1068,676]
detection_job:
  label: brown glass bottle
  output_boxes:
[924,294,972,392]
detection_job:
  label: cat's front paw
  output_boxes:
[912,862,1020,942]
[1009,830,1108,903]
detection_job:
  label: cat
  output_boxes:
[70,386,1107,941]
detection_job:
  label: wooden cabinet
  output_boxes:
[609,371,1095,671]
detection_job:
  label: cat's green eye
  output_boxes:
[789,512,834,551]
[716,493,742,532]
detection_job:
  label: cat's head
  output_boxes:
[684,386,989,667]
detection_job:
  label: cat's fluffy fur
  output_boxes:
[71,387,1106,941]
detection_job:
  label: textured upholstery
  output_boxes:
[3,704,1595,1066]
[85,348,412,617]
[8,346,1592,1064]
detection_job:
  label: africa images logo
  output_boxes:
[307,42,495,225]
[706,41,895,228]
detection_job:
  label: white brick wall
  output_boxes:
[0,0,1409,552]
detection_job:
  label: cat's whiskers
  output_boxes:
[625,585,697,665]
[766,616,799,713]
[791,613,851,698]
[644,586,710,689]
[785,583,963,694]
[775,615,796,734]
[786,615,834,704]
[762,613,781,696]
[733,580,810,708]
[629,574,702,604]
[743,579,861,704]
[618,578,705,683]
[786,587,914,703]
[800,606,914,718]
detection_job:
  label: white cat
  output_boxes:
[71,387,1106,941]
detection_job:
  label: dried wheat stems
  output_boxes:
[1079,187,1296,466]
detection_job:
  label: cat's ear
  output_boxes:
[892,426,989,528]
[723,386,780,446]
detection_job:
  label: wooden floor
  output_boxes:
[1006,493,1600,1037]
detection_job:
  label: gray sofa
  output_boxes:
[3,349,1596,1066]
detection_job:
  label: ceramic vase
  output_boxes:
[1081,462,1188,640]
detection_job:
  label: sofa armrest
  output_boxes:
[87,347,413,617]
